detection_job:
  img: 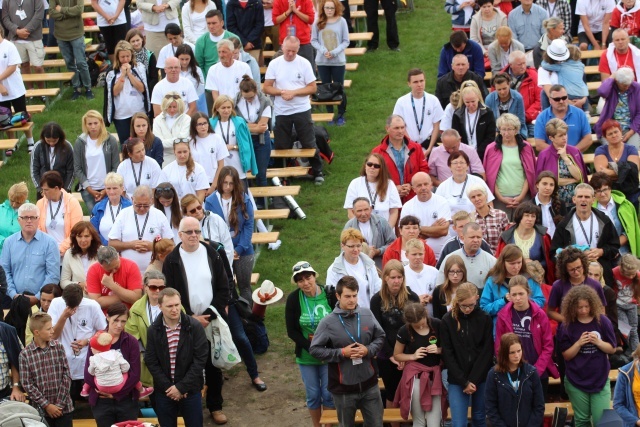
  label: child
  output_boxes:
[81,332,153,398]
[19,312,74,427]
[404,238,439,316]
[440,90,461,132]
[612,254,640,351]
[444,0,475,33]
[156,23,196,71]
[541,41,589,112]
[177,45,207,114]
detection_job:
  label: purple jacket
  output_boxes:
[483,137,538,199]
[596,78,640,138]
[535,143,589,184]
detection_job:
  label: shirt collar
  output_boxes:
[598,199,615,211]
[462,247,480,258]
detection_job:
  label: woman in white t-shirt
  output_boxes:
[189,112,228,188]
[153,183,182,243]
[116,137,162,198]
[158,139,211,201]
[176,44,207,113]
[92,0,128,63]
[181,0,217,44]
[152,91,192,164]
[90,172,133,245]
[344,153,402,227]
[61,221,101,291]
[73,110,121,212]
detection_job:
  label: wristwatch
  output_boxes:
[12,382,20,388]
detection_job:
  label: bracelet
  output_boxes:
[341,348,345,357]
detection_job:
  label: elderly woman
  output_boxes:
[533,17,572,69]
[0,182,28,253]
[596,69,640,150]
[470,0,507,58]
[488,26,525,74]
[61,222,100,291]
[452,83,496,161]
[483,113,537,219]
[467,184,509,254]
[152,91,192,165]
[535,118,589,208]
[90,172,133,245]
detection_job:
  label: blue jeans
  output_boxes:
[333,385,383,427]
[226,304,259,380]
[80,188,100,213]
[58,36,91,90]
[317,65,347,115]
[251,131,272,188]
[155,389,203,427]
[448,382,487,427]
[298,364,334,410]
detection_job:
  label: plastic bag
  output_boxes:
[204,306,241,370]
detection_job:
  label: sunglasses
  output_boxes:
[293,262,311,272]
[173,138,190,144]
[147,285,166,291]
[551,96,568,102]
[180,229,202,235]
[366,162,381,169]
[189,205,203,214]
[156,186,174,193]
[164,94,180,99]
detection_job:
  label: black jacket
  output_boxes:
[432,284,450,321]
[226,0,264,48]
[435,70,488,109]
[30,140,75,192]
[369,289,419,357]
[144,311,208,395]
[451,105,496,162]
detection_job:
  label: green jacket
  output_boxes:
[194,30,238,80]
[593,190,640,256]
[0,199,23,255]
[48,0,84,41]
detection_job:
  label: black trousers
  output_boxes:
[364,0,399,49]
[205,346,224,412]
[90,396,139,427]
[274,109,323,176]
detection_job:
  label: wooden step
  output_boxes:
[22,72,74,83]
[247,166,310,179]
[251,272,260,286]
[346,63,359,71]
[580,49,604,59]
[25,105,46,114]
[351,9,384,18]
[250,185,301,198]
[45,44,99,55]
[271,148,317,158]
[42,59,67,68]
[252,231,279,244]
[263,47,366,59]
[0,139,19,150]
[3,122,33,133]
[349,32,373,41]
[43,25,99,35]
[312,113,334,122]
[254,208,290,220]
[26,88,60,97]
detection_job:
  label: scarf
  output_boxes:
[135,48,150,70]
[606,42,640,82]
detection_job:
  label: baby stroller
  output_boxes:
[0,400,49,427]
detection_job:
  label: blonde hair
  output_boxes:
[82,110,110,144]
[104,172,124,187]
[457,82,485,109]
[212,95,237,118]
[495,26,512,39]
[451,282,478,331]
[380,260,410,312]
[8,182,28,200]
[545,118,569,138]
[567,44,581,61]
[114,40,137,70]
[588,261,605,287]
[29,312,51,333]
[405,238,424,253]
[161,91,186,115]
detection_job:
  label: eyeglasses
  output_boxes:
[196,122,209,127]
[180,229,202,235]
[450,161,467,166]
[19,216,38,221]
[595,187,611,194]
[500,128,516,133]
[173,138,190,144]
[460,302,476,310]
[164,94,180,99]
[293,262,311,272]
[147,285,166,291]
[366,162,381,169]
[134,204,151,209]
[448,270,464,276]
[344,244,362,249]
[188,205,203,214]
[551,96,568,102]
[568,265,583,273]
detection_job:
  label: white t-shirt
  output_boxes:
[343,258,371,309]
[405,264,438,316]
[343,177,402,222]
[0,40,25,102]
[45,198,65,246]
[116,157,162,197]
[265,55,316,116]
[190,134,229,183]
[108,206,174,274]
[575,0,615,33]
[205,60,252,99]
[99,201,123,242]
[263,7,273,26]
[48,297,107,380]
[440,103,455,131]
[157,41,196,68]
[535,194,556,238]
[393,92,444,143]
[85,137,108,190]
[95,0,126,26]
[358,220,372,244]
[151,76,199,107]
[216,120,245,178]
[572,212,599,249]
[113,64,147,120]
[158,160,210,200]
[180,68,205,96]
[435,174,495,215]
[536,67,558,87]
[237,95,272,123]
[400,193,452,259]
[182,3,212,43]
[179,245,213,315]
[143,0,179,32]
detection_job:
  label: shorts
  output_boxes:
[14,40,44,66]
[577,31,603,46]
[0,95,27,113]
[100,24,129,55]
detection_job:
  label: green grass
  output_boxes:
[1,0,451,356]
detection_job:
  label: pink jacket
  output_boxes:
[36,189,83,256]
[495,300,559,379]
[483,138,538,199]
[393,361,442,420]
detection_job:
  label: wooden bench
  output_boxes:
[3,122,34,134]
[22,72,74,84]
[43,59,68,69]
[25,105,46,114]
[247,166,310,179]
[548,369,617,385]
[0,139,19,151]
[351,9,383,19]
[320,408,410,426]
[580,49,604,60]
[544,402,574,418]
[588,81,601,91]
[250,185,301,198]
[252,231,279,244]
[45,44,99,55]
[271,148,317,158]
[263,47,366,59]
[26,88,60,98]
[260,63,358,75]
[311,113,334,122]
[254,208,291,220]
[43,25,99,35]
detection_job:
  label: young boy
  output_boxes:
[19,312,73,427]
[404,238,439,316]
[156,23,196,71]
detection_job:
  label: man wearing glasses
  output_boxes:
[151,57,199,117]
[1,203,59,306]
[428,129,485,187]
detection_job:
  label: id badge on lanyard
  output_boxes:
[287,7,296,36]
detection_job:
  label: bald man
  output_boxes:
[151,56,199,116]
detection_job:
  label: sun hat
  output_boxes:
[252,280,284,306]
[290,261,318,284]
[546,39,570,61]
[90,332,113,353]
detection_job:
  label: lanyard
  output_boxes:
[466,110,480,143]
[49,199,62,222]
[302,289,318,330]
[364,180,378,209]
[218,121,231,145]
[545,1,557,17]
[578,213,594,247]
[243,99,255,123]
[411,95,426,135]
[455,175,469,199]
[108,202,121,223]
[508,367,520,391]
[131,159,144,187]
[217,193,233,227]
[135,212,150,240]
[338,313,360,344]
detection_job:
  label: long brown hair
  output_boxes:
[487,244,528,286]
[216,166,249,234]
[190,111,213,143]
[495,333,524,373]
[154,182,182,229]
[403,302,431,343]
[316,0,344,30]
[380,260,410,312]
[150,238,175,262]
[130,112,155,151]
[173,141,196,179]
[439,255,467,306]
[535,171,563,226]
[451,282,478,331]
[359,153,390,202]
[122,137,144,162]
[69,222,100,259]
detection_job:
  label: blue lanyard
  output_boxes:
[302,293,317,330]
[338,313,360,344]
[411,95,426,134]
[508,367,520,391]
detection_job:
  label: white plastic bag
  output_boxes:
[204,306,242,370]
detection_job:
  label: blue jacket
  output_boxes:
[90,196,133,245]
[613,361,640,427]
[204,191,254,256]
[147,136,164,167]
[541,60,589,97]
[437,39,485,78]
[226,0,264,48]
[484,89,528,139]
[209,116,259,176]
[480,276,546,333]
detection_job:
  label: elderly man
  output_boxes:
[435,54,487,109]
[206,39,252,102]
[372,115,429,203]
[108,186,173,275]
[428,129,484,186]
[1,203,59,305]
[436,210,493,268]
[596,68,640,148]
[534,84,592,151]
[86,246,143,312]
[150,56,198,116]
[343,197,396,268]
[263,36,324,184]
[437,31,485,78]
[0,321,24,401]
[502,50,541,137]
[508,0,549,51]
[599,29,640,82]
[484,72,528,139]
[392,68,444,156]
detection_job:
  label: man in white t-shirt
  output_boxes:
[263,36,325,184]
[108,185,174,275]
[393,68,444,156]
[400,172,451,259]
[575,0,615,51]
[151,56,198,116]
[206,38,252,102]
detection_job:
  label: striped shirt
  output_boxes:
[164,320,181,380]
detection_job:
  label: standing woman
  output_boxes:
[91,172,132,246]
[153,92,192,165]
[116,137,162,198]
[91,0,127,64]
[285,261,336,427]
[485,333,545,427]
[130,112,164,167]
[104,41,150,146]
[441,282,493,427]
[74,110,121,212]
[181,0,217,44]
[370,260,419,420]
[311,0,349,125]
[152,183,182,241]
[558,285,617,426]
[451,84,496,161]
[31,122,75,198]
[85,302,141,427]
[176,45,207,114]
[137,0,180,58]
[125,29,158,95]
[343,153,402,227]
[61,222,100,292]
[204,166,255,303]
[158,139,210,201]
[432,255,467,320]
[534,171,566,239]
[189,112,228,190]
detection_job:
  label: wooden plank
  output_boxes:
[588,81,601,91]
[254,208,291,220]
[312,113,335,122]
[351,9,383,18]
[580,49,604,59]
[72,192,83,202]
[348,0,364,6]
[251,272,260,286]
[22,72,74,83]
[43,58,67,68]
[345,63,359,71]
[25,105,46,114]
[43,25,99,35]
[250,185,301,197]
[3,122,34,133]
[544,402,574,418]
[320,408,410,426]
[349,32,373,41]
[263,47,365,59]
[311,99,341,106]
[0,139,19,150]
[45,44,99,55]
[252,231,279,244]
[271,148,317,158]
[247,166,309,179]
[26,88,60,97]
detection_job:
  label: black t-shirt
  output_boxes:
[396,318,441,367]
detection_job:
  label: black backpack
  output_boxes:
[242,316,269,355]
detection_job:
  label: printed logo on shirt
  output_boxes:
[146,173,151,179]
[595,231,600,240]
[235,77,240,84]
[149,227,155,234]
[2,54,6,59]
[182,91,187,98]
[296,73,302,79]
[432,212,438,219]
[80,319,87,327]
[210,148,215,153]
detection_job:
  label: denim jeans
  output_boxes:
[298,363,334,410]
[226,303,259,380]
[333,385,383,427]
[155,389,204,427]
[252,132,272,188]
[317,65,347,116]
[80,188,100,213]
[58,36,91,90]
[448,382,487,427]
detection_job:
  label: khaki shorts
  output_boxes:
[14,40,45,67]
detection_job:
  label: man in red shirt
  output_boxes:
[610,0,640,37]
[600,29,640,81]
[272,0,315,69]
[86,246,143,313]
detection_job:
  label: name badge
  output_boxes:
[352,358,363,365]
[16,9,26,19]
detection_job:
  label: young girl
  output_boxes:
[115,137,162,198]
[432,255,467,320]
[158,139,210,201]
[130,112,164,166]
[153,183,182,243]
[125,29,158,94]
[210,95,258,183]
[189,112,228,188]
[534,171,565,238]
[176,44,206,114]
[404,238,439,316]
[540,42,589,112]
[393,302,443,426]
[485,333,545,427]
[613,254,640,351]
[145,238,175,273]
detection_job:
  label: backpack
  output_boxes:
[242,316,269,355]
[0,401,48,427]
[288,126,334,166]
[0,106,12,129]
[10,112,30,127]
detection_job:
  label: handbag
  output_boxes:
[311,82,343,102]
[203,306,242,370]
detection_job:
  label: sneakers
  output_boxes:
[211,410,228,425]
[138,386,154,398]
[70,90,82,101]
[28,145,34,154]
[85,89,95,100]
[336,115,346,126]
[40,96,47,104]
[268,239,282,250]
[314,173,325,185]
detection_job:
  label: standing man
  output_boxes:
[428,129,485,187]
[508,0,549,51]
[151,57,199,117]
[371,115,429,203]
[310,276,386,427]
[263,36,325,184]
[145,288,208,427]
[435,54,487,109]
[393,68,444,156]
[599,29,640,82]
[206,39,252,102]
[502,50,541,137]
[364,0,399,52]
[272,0,316,66]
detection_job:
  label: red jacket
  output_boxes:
[273,0,315,45]
[495,224,556,285]
[382,237,436,267]
[371,135,429,203]
[500,65,541,124]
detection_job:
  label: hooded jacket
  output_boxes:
[153,113,191,165]
[483,136,537,198]
[204,191,255,256]
[613,360,640,427]
[36,189,84,256]
[593,189,640,256]
[48,0,84,41]
[90,196,133,245]
[451,105,496,162]
[325,253,381,307]
[73,133,121,191]
[0,200,22,253]
[226,0,264,49]
[484,90,528,139]
[437,39,486,78]
[480,276,546,331]
[104,63,151,126]
[209,116,258,176]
